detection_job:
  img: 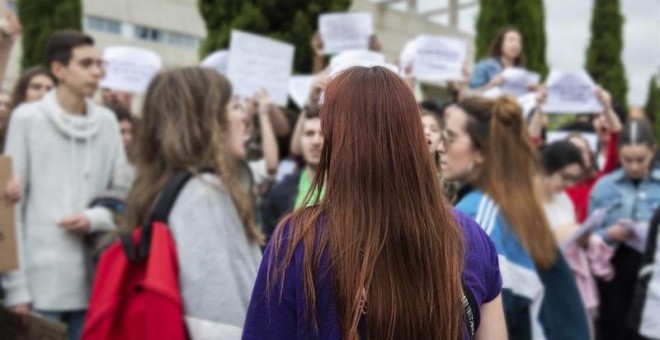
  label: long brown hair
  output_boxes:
[269,66,466,339]
[488,26,526,67]
[123,67,261,243]
[459,96,556,269]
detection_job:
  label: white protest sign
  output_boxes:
[547,131,599,152]
[398,38,419,76]
[543,70,604,114]
[500,68,540,97]
[201,50,229,75]
[412,35,467,82]
[227,31,294,106]
[289,75,315,109]
[329,50,397,76]
[100,46,163,94]
[319,12,373,55]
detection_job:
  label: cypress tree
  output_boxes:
[18,0,83,70]
[644,74,660,140]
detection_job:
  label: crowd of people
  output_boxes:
[0,8,658,340]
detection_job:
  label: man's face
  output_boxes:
[102,88,133,110]
[53,45,104,98]
[301,118,323,167]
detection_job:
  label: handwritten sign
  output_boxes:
[201,50,229,75]
[500,68,540,97]
[329,50,397,76]
[412,35,467,82]
[543,70,603,114]
[100,46,163,94]
[289,76,315,109]
[319,12,373,55]
[226,30,294,106]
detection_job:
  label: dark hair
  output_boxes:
[44,30,95,74]
[618,117,656,149]
[10,66,55,110]
[541,140,584,175]
[487,26,526,67]
[105,103,133,124]
[304,104,320,119]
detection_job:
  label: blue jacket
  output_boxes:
[589,168,660,241]
[469,58,502,89]
[457,189,590,340]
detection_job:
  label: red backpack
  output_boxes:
[82,172,195,340]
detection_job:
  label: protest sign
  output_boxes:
[201,50,229,75]
[319,12,373,54]
[547,131,599,152]
[0,156,17,273]
[289,76,315,109]
[412,35,467,82]
[329,50,396,76]
[227,30,294,106]
[543,70,603,114]
[100,46,163,94]
[500,68,540,97]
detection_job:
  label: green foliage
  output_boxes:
[475,0,548,76]
[586,0,628,108]
[18,0,83,71]
[645,75,660,141]
[198,0,351,73]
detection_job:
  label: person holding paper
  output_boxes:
[469,27,530,94]
[589,118,660,340]
[560,87,623,223]
[1,31,129,339]
[442,96,590,339]
[244,67,507,340]
[118,67,262,335]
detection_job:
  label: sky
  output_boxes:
[389,0,660,107]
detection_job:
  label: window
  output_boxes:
[85,16,121,35]
[134,26,164,42]
[166,32,200,49]
[7,1,17,13]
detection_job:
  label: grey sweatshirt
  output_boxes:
[2,90,129,310]
[168,173,262,329]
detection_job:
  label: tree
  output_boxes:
[18,0,83,71]
[585,0,628,108]
[475,0,548,76]
[645,74,660,140]
[198,0,351,73]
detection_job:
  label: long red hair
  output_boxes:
[268,66,466,339]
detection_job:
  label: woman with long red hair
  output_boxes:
[243,66,506,339]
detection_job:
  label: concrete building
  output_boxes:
[3,0,206,90]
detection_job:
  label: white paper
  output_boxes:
[562,208,608,250]
[542,70,604,114]
[319,12,373,55]
[100,46,163,94]
[201,50,229,75]
[547,131,599,152]
[289,75,315,109]
[500,68,540,97]
[185,316,242,340]
[329,50,397,76]
[227,31,294,106]
[412,35,467,82]
[398,38,419,75]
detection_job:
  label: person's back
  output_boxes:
[2,30,128,339]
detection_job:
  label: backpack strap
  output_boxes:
[122,170,211,262]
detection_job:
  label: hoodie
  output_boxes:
[2,89,129,310]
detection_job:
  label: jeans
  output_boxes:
[37,309,86,340]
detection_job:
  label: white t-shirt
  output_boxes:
[544,191,577,230]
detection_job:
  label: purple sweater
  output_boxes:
[242,210,502,339]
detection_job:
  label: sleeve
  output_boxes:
[1,108,33,306]
[483,233,503,303]
[588,179,614,242]
[243,226,298,339]
[600,131,620,175]
[469,59,493,89]
[86,117,130,233]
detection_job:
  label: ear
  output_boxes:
[472,149,485,166]
[51,61,67,83]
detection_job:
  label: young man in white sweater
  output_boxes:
[2,30,128,339]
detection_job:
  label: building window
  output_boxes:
[134,25,164,42]
[85,16,121,35]
[7,1,17,13]
[167,32,200,49]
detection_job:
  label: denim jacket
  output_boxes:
[588,168,660,241]
[469,58,502,89]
